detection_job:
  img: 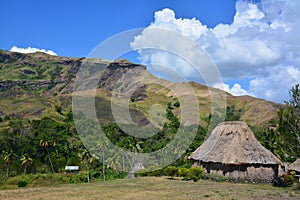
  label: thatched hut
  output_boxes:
[188,121,282,182]
[287,158,300,175]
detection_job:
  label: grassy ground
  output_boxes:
[0,177,299,200]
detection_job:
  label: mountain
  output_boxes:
[0,49,280,129]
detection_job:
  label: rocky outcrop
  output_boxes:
[0,80,63,91]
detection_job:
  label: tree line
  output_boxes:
[0,84,299,178]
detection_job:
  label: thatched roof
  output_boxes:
[188,121,282,165]
[287,158,300,172]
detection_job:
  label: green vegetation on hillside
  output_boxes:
[1,50,299,188]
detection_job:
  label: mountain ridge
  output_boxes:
[0,49,280,128]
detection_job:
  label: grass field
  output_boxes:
[0,177,299,200]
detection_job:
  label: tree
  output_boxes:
[20,154,33,174]
[40,138,55,173]
[225,105,241,121]
[2,149,13,177]
[278,84,300,161]
[80,149,95,183]
[258,128,284,160]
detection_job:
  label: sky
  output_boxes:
[1,0,299,103]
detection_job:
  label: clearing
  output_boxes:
[0,177,299,200]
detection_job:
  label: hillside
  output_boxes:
[0,49,285,178]
[0,49,279,128]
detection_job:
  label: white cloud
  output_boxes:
[131,0,300,103]
[248,65,300,102]
[234,1,265,26]
[151,8,208,40]
[213,83,250,96]
[213,83,231,93]
[10,46,57,56]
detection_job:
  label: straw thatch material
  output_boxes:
[287,158,300,173]
[188,121,282,182]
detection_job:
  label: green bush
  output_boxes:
[173,101,180,108]
[188,166,205,182]
[203,173,229,182]
[3,115,10,121]
[148,169,163,177]
[70,173,88,184]
[178,168,190,181]
[90,170,101,179]
[228,176,236,183]
[284,174,295,186]
[164,166,178,179]
[18,180,28,187]
[178,168,190,177]
[135,166,163,177]
[215,176,228,182]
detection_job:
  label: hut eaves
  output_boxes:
[188,121,282,165]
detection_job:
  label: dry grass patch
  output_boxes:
[0,177,299,200]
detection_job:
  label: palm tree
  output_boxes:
[96,138,111,181]
[80,149,95,183]
[20,154,33,174]
[40,139,54,173]
[2,149,13,177]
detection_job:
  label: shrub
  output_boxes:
[167,102,173,110]
[228,176,236,183]
[284,174,295,186]
[70,173,88,184]
[188,166,204,182]
[90,170,101,179]
[164,166,178,179]
[135,166,163,177]
[173,101,180,108]
[205,173,229,182]
[103,169,127,180]
[273,177,287,187]
[149,169,163,177]
[18,180,28,187]
[146,167,163,177]
[178,168,190,178]
[200,173,211,180]
[215,176,227,182]
[3,115,10,121]
[290,170,296,176]
[179,168,191,181]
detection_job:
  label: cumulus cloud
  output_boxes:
[213,83,251,96]
[131,0,300,103]
[10,46,57,56]
[248,65,300,102]
[152,8,208,40]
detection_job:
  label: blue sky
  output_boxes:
[1,0,300,103]
[0,0,236,57]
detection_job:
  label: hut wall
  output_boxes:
[199,162,278,182]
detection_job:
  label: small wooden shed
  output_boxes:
[65,166,80,173]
